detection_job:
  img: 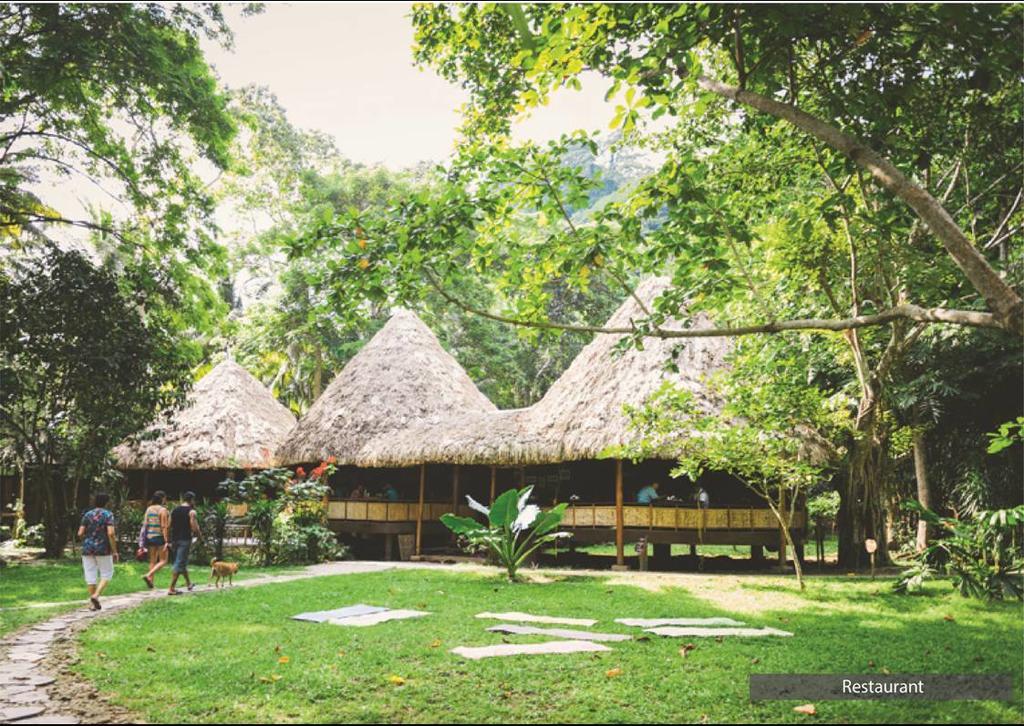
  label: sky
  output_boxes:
[204,3,615,169]
[42,3,619,242]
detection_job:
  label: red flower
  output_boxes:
[325,456,337,465]
[295,467,306,478]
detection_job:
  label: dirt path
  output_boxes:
[0,561,397,724]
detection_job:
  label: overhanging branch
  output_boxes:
[423,268,1003,338]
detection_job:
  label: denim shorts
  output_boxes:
[171,540,191,574]
[146,535,165,547]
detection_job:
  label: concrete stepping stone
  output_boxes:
[616,617,746,628]
[451,641,610,660]
[15,717,79,724]
[0,685,36,697]
[486,624,631,642]
[3,689,47,704]
[0,705,45,722]
[326,609,429,627]
[30,621,69,632]
[292,604,388,623]
[645,626,793,638]
[6,649,45,663]
[475,611,597,627]
[0,675,54,687]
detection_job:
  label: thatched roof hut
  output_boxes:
[112,359,297,470]
[357,408,558,467]
[277,309,497,466]
[525,276,730,461]
[357,277,731,466]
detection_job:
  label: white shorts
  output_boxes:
[82,555,114,585]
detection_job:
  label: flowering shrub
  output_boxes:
[219,459,344,565]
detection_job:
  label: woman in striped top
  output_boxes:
[142,490,170,589]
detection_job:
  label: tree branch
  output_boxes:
[696,76,1024,335]
[423,268,1003,338]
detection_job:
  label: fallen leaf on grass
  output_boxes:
[679,643,696,659]
[259,674,282,683]
[429,639,441,648]
[388,675,406,686]
[793,703,816,715]
[605,668,623,678]
[278,656,290,664]
[751,657,760,665]
[943,614,956,622]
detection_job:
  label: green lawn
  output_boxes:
[71,568,1022,724]
[0,558,298,637]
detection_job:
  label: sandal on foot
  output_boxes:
[90,597,101,611]
[167,590,182,596]
[142,575,154,589]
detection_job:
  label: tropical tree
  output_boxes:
[0,3,244,250]
[316,3,1021,566]
[0,246,195,556]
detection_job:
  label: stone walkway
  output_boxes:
[0,561,398,724]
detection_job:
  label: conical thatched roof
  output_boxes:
[112,359,297,470]
[524,276,730,460]
[356,408,558,467]
[357,277,730,466]
[276,309,497,465]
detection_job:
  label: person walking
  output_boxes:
[167,491,202,596]
[78,492,118,611]
[141,490,170,589]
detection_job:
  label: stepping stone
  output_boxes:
[0,685,36,697]
[3,690,47,704]
[0,676,54,688]
[486,624,632,642]
[475,611,597,627]
[6,650,45,663]
[644,626,793,638]
[0,705,45,722]
[451,641,610,660]
[13,633,57,646]
[616,617,746,628]
[31,622,69,632]
[326,609,429,627]
[14,717,79,725]
[292,604,388,623]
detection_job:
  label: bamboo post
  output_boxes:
[489,466,497,504]
[614,459,626,569]
[415,463,426,558]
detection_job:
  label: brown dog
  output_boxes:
[209,560,239,589]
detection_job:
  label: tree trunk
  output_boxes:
[913,429,932,551]
[839,409,891,568]
[39,467,70,558]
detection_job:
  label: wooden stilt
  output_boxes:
[489,466,497,504]
[452,464,460,509]
[613,459,626,570]
[415,463,426,558]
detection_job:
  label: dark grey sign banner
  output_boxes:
[749,674,1014,701]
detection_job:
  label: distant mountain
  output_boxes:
[561,132,663,218]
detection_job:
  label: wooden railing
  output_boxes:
[326,499,472,523]
[324,499,803,531]
[562,504,804,530]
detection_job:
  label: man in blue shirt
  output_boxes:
[636,482,661,504]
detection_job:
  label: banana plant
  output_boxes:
[441,486,570,581]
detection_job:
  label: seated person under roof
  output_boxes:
[636,482,661,504]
